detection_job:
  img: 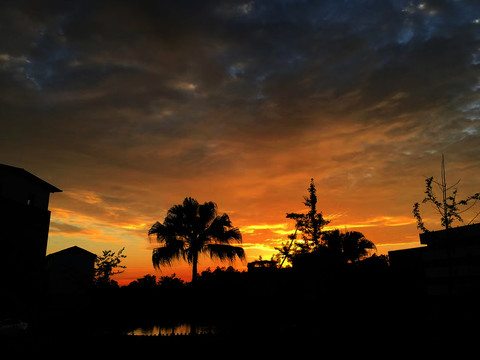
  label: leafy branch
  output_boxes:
[413,156,480,232]
[94,247,127,287]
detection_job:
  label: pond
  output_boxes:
[128,323,216,336]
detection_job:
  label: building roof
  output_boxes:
[47,246,97,260]
[419,222,480,246]
[0,163,62,193]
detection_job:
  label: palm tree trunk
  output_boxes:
[191,252,199,336]
[192,253,198,284]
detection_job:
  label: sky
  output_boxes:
[1,0,480,285]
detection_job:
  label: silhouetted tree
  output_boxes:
[200,265,240,277]
[128,274,158,289]
[275,232,298,268]
[278,179,330,266]
[278,179,378,271]
[148,197,245,283]
[323,229,376,263]
[413,155,480,232]
[158,273,185,289]
[343,231,376,262]
[321,229,344,261]
[94,248,127,288]
[357,254,389,271]
[287,179,329,251]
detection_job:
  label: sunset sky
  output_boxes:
[2,0,480,285]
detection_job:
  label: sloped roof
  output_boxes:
[0,163,62,193]
[47,246,97,260]
[419,222,480,246]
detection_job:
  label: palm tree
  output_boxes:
[321,229,344,258]
[148,197,245,283]
[340,231,376,263]
[322,230,376,263]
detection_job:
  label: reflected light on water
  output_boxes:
[129,323,215,336]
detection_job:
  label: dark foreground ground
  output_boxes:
[1,312,478,358]
[3,267,480,357]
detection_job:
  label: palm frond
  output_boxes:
[342,231,376,262]
[221,227,243,243]
[205,244,246,263]
[148,221,184,247]
[198,201,218,230]
[152,239,185,269]
[148,221,164,237]
[206,214,242,243]
[163,206,190,235]
[181,197,200,227]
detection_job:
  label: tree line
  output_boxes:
[96,155,479,287]
[94,178,382,287]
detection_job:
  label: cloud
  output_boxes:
[50,221,93,235]
[50,205,149,243]
[3,1,479,156]
[2,2,475,163]
[326,215,417,231]
[240,223,291,235]
[2,1,480,281]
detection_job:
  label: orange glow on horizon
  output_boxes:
[47,199,426,285]
[3,0,480,288]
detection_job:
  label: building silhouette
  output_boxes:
[46,246,97,295]
[45,246,97,321]
[389,223,480,296]
[0,163,61,322]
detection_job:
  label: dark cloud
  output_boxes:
[50,221,87,235]
[2,0,480,206]
[4,1,480,278]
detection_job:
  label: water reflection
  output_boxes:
[129,323,216,336]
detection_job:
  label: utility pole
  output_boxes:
[441,154,449,230]
[440,154,453,295]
